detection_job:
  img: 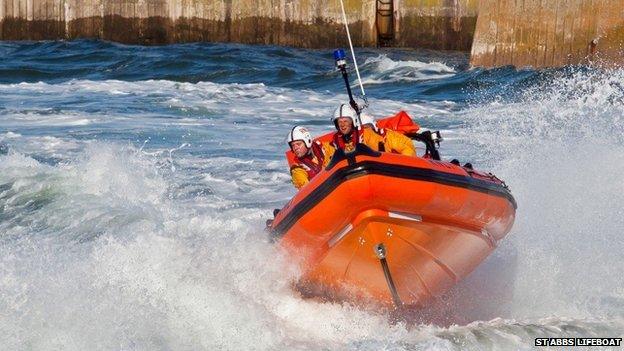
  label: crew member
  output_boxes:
[331,104,416,156]
[286,126,335,189]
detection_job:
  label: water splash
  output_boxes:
[455,67,624,321]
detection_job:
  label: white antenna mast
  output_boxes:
[338,0,366,97]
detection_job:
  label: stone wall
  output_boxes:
[0,0,478,50]
[470,0,624,68]
[2,0,622,68]
[0,0,377,47]
[395,0,478,51]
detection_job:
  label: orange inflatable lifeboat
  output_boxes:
[267,111,516,308]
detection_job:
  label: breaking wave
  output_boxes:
[359,55,456,85]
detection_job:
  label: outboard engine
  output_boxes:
[406,130,443,160]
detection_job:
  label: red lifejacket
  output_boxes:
[292,141,325,179]
[331,128,362,151]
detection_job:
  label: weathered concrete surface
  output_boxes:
[5,0,621,68]
[395,0,478,51]
[0,0,481,50]
[0,0,377,47]
[471,0,624,68]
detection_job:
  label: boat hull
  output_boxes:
[270,148,516,307]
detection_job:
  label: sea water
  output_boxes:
[0,40,623,350]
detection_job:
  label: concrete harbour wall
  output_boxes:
[470,0,624,68]
[0,0,375,46]
[1,0,623,68]
[394,0,478,51]
[0,0,476,50]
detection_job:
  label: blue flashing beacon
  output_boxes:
[333,49,347,68]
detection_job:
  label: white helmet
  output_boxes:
[332,104,360,130]
[360,113,381,132]
[360,113,376,126]
[286,125,312,148]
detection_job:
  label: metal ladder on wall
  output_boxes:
[376,0,394,46]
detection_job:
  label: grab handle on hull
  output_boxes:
[374,243,403,308]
